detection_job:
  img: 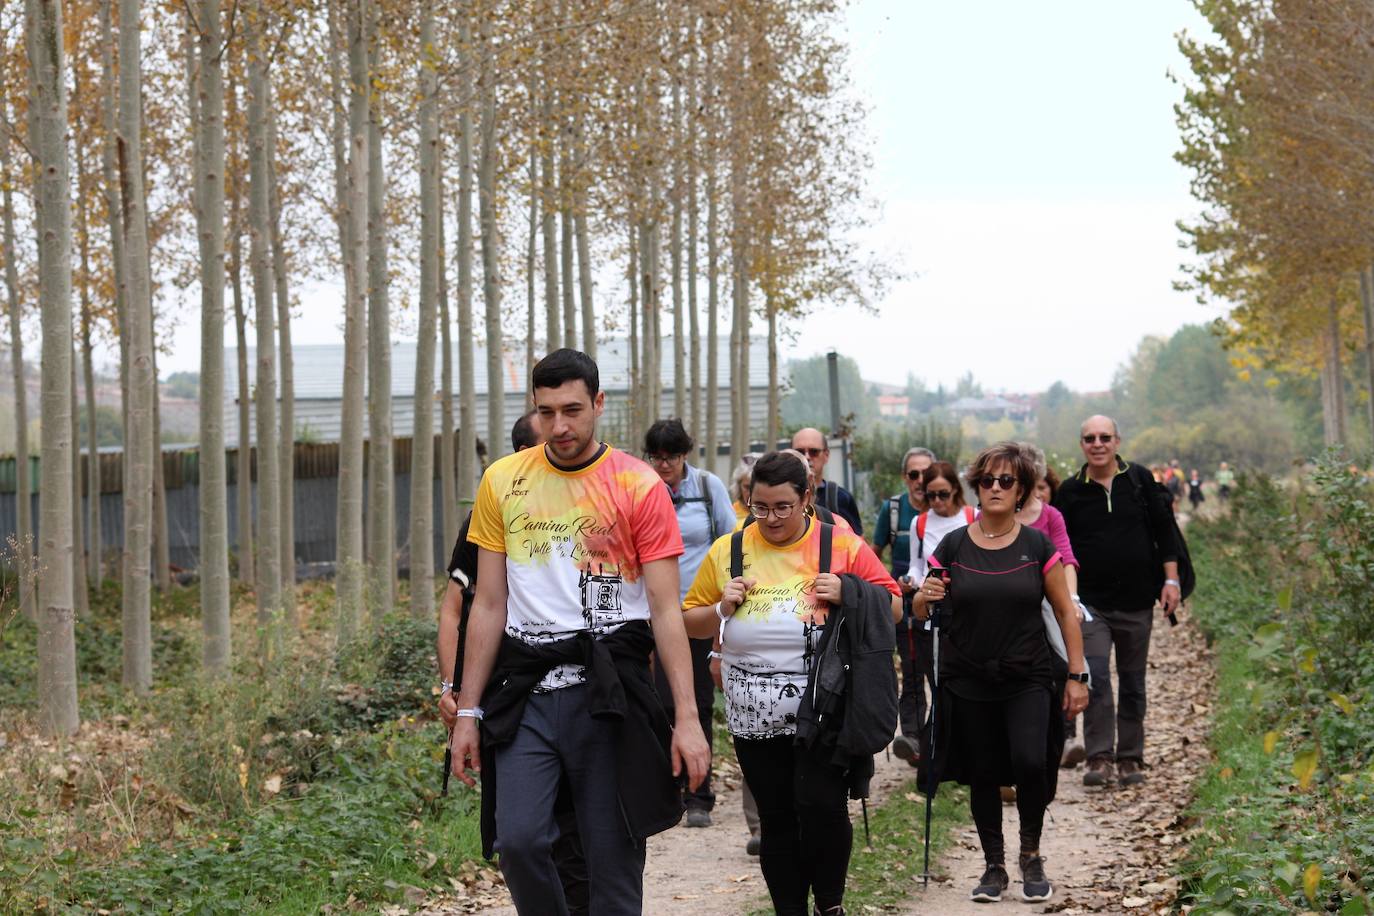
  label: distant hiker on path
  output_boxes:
[1054,416,1182,789]
[916,442,1089,904]
[448,349,710,916]
[791,427,864,533]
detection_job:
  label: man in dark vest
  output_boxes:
[791,427,863,533]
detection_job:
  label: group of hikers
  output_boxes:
[435,348,1188,914]
[1152,459,1235,513]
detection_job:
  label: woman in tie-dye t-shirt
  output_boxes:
[682,451,898,916]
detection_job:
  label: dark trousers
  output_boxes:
[734,735,852,915]
[653,636,716,811]
[493,686,646,916]
[1081,605,1153,763]
[959,689,1052,865]
[896,614,934,737]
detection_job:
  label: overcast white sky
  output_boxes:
[152,0,1225,395]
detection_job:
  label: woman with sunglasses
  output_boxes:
[642,419,736,828]
[682,451,900,916]
[915,443,1089,904]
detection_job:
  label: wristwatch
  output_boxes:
[1067,671,1091,688]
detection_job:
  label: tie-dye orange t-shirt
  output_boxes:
[468,444,683,690]
[683,519,898,738]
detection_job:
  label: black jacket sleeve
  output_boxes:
[446,512,478,591]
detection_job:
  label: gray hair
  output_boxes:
[1018,442,1048,481]
[902,447,937,469]
[730,453,764,502]
[1079,415,1120,438]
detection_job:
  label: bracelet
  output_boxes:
[707,650,722,660]
[1164,578,1180,588]
[456,707,484,721]
[715,603,728,622]
[440,680,454,695]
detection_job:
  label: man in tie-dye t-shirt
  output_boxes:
[449,349,709,916]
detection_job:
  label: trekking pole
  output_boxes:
[440,644,461,798]
[921,570,946,889]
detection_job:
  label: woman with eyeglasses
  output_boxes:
[682,451,900,916]
[642,419,736,828]
[914,443,1089,904]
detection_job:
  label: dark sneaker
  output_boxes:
[685,808,712,828]
[812,907,845,916]
[891,734,921,766]
[1118,759,1146,786]
[1019,854,1053,902]
[1083,756,1112,787]
[1060,738,1087,769]
[746,834,761,856]
[969,863,1009,903]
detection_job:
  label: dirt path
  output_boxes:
[902,613,1216,915]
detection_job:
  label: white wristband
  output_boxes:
[1164,578,1180,588]
[456,707,484,721]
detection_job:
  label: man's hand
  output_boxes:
[813,572,842,605]
[449,718,481,787]
[1063,679,1089,717]
[439,691,458,730]
[671,716,711,792]
[899,575,916,596]
[1160,582,1181,617]
[720,576,755,617]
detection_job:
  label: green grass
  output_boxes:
[844,778,967,911]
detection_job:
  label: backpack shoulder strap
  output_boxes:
[815,504,836,525]
[824,481,838,512]
[730,529,745,580]
[819,522,833,576]
[916,510,928,542]
[964,505,976,525]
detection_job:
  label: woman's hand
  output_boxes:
[1063,679,1089,717]
[814,572,842,604]
[912,572,946,621]
[720,576,755,617]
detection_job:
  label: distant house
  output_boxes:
[877,394,910,418]
[223,336,777,452]
[947,395,1033,421]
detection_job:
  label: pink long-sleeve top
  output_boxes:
[1029,502,1078,568]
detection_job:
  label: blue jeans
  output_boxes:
[494,686,646,915]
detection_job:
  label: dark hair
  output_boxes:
[1042,465,1061,501]
[966,441,1038,510]
[511,410,539,451]
[644,418,693,456]
[531,348,599,397]
[750,450,810,498]
[921,461,965,509]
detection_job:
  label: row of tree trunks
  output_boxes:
[268,78,296,621]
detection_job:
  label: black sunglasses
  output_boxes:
[797,447,826,458]
[906,470,923,481]
[1081,434,1115,444]
[976,474,1017,490]
[924,489,954,501]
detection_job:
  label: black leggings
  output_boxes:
[957,689,1052,865]
[733,735,852,915]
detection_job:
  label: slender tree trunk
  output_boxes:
[1361,267,1374,454]
[457,20,477,501]
[671,81,685,422]
[686,24,701,447]
[540,80,559,351]
[267,82,295,618]
[479,15,504,463]
[114,0,156,693]
[336,0,370,640]
[74,118,101,587]
[247,0,281,646]
[439,172,457,553]
[639,220,654,432]
[575,207,595,358]
[151,341,171,592]
[559,136,576,348]
[704,40,718,476]
[1321,297,1347,447]
[0,87,34,621]
[366,4,395,618]
[30,0,80,733]
[628,221,640,446]
[409,5,439,619]
[70,346,89,616]
[524,144,537,392]
[228,57,254,585]
[766,286,778,446]
[191,0,231,672]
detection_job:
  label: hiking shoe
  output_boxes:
[813,907,845,916]
[1019,854,1053,902]
[746,834,761,856]
[1118,759,1146,787]
[685,808,712,828]
[1083,756,1112,787]
[999,785,1017,804]
[1060,737,1087,769]
[891,734,921,766]
[969,863,1009,902]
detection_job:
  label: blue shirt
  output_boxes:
[668,463,737,601]
[872,493,921,577]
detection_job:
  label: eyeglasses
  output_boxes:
[924,489,954,501]
[975,474,1017,491]
[749,502,798,520]
[1081,434,1115,444]
[797,447,826,458]
[906,470,923,481]
[643,453,683,467]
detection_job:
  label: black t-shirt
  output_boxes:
[446,512,478,593]
[931,525,1060,701]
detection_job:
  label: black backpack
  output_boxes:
[1125,464,1196,600]
[731,519,833,580]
